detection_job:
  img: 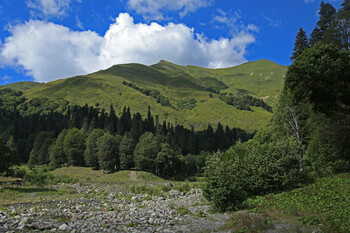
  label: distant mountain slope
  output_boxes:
[1,60,287,132]
[0,81,41,91]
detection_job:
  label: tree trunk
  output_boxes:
[286,106,304,172]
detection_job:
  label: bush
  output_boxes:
[13,166,27,178]
[203,140,306,211]
[24,168,78,186]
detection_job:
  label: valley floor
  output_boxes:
[0,170,327,232]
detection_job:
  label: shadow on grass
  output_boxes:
[2,187,58,194]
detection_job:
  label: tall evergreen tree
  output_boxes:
[310,1,337,45]
[291,27,309,60]
[342,0,350,11]
[331,1,350,50]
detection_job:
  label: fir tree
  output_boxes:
[291,27,309,60]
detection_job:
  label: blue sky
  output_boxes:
[0,0,342,85]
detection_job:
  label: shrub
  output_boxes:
[203,140,306,211]
[13,166,27,178]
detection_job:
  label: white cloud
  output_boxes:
[26,0,72,19]
[304,0,315,3]
[261,13,281,27]
[127,0,210,20]
[212,10,259,35]
[0,21,103,82]
[0,13,255,82]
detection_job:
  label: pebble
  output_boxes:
[0,183,227,233]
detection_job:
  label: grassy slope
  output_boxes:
[245,173,350,232]
[52,167,165,183]
[6,60,286,132]
[0,81,41,91]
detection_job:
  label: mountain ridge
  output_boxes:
[0,59,287,132]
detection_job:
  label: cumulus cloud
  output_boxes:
[0,13,255,82]
[0,21,103,82]
[26,0,72,19]
[127,0,210,20]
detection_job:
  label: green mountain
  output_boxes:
[1,60,287,132]
[0,81,41,91]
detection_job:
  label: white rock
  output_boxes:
[59,223,69,231]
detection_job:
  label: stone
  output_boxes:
[19,217,29,226]
[59,223,69,231]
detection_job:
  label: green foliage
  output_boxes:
[177,207,191,215]
[13,166,27,178]
[285,43,350,114]
[64,128,85,166]
[28,131,54,167]
[97,133,120,172]
[134,132,160,173]
[291,27,309,61]
[129,184,164,196]
[246,173,350,232]
[119,134,135,170]
[84,129,106,169]
[203,137,306,211]
[177,98,197,110]
[0,136,8,172]
[122,81,171,106]
[219,93,272,112]
[49,129,68,169]
[156,143,182,178]
[24,168,78,186]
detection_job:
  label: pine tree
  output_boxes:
[342,0,350,12]
[331,1,350,50]
[310,1,336,45]
[291,27,309,60]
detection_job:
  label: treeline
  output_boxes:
[204,0,350,211]
[0,88,254,178]
[219,93,273,112]
[122,81,171,107]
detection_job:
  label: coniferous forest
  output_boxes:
[0,89,253,178]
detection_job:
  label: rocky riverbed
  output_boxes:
[0,183,231,232]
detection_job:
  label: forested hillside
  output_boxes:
[0,88,253,178]
[1,59,285,132]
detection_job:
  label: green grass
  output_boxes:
[3,59,285,132]
[0,81,41,91]
[245,173,350,232]
[0,186,77,205]
[51,167,165,184]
